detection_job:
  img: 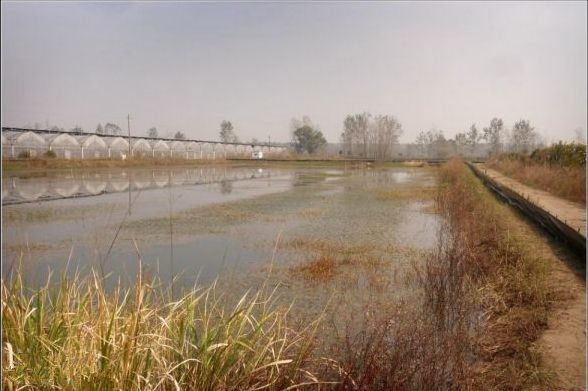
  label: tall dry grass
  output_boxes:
[2,268,319,390]
[486,158,586,205]
[314,160,552,390]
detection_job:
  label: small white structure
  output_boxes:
[251,150,263,159]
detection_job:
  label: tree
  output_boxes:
[573,127,586,144]
[510,119,537,154]
[466,123,481,154]
[483,118,504,155]
[147,127,158,138]
[174,131,186,140]
[96,123,104,134]
[454,132,468,156]
[341,113,371,157]
[220,120,239,143]
[369,115,403,160]
[291,119,326,154]
[104,123,122,136]
[70,126,84,133]
[414,129,450,158]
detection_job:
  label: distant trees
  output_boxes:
[483,118,504,155]
[96,123,104,135]
[415,129,454,158]
[509,119,537,154]
[341,113,403,159]
[70,126,84,133]
[104,123,122,136]
[148,127,158,138]
[466,123,481,153]
[220,121,239,143]
[342,113,371,157]
[291,116,326,154]
[174,131,186,140]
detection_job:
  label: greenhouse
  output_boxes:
[45,133,81,159]
[77,135,108,159]
[152,140,170,159]
[131,138,152,158]
[170,140,187,159]
[201,143,217,159]
[4,131,48,158]
[106,137,130,159]
[185,142,200,159]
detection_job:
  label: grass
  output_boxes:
[2,267,320,390]
[2,161,559,389]
[1,157,240,174]
[310,160,555,390]
[486,158,586,205]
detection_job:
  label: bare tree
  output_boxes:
[510,119,537,154]
[466,123,481,155]
[96,123,104,134]
[369,115,403,160]
[148,127,158,138]
[174,131,186,140]
[341,113,371,157]
[104,123,122,136]
[220,120,239,143]
[574,127,586,144]
[483,118,504,155]
[454,132,468,156]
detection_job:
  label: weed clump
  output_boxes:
[2,270,319,390]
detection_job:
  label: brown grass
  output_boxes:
[486,158,586,205]
[313,160,554,390]
[1,157,237,173]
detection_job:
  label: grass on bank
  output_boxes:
[486,157,586,205]
[2,268,320,390]
[2,160,557,390]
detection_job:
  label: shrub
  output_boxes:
[17,151,31,159]
[45,150,57,158]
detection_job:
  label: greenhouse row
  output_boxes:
[1,131,282,159]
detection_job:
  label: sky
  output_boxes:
[1,1,586,144]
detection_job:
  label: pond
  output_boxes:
[2,164,439,294]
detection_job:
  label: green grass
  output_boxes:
[2,267,320,390]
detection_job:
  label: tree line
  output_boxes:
[414,117,546,158]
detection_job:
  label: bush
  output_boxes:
[530,142,586,167]
[45,150,57,158]
[17,151,31,159]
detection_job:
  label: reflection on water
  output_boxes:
[2,167,272,204]
[2,165,439,291]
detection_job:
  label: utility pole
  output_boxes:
[127,114,132,158]
[268,135,271,148]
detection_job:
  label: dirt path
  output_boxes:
[479,164,586,390]
[479,165,586,237]
[538,254,586,391]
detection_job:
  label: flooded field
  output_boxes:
[2,164,438,291]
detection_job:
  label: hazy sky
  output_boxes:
[2,1,586,143]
